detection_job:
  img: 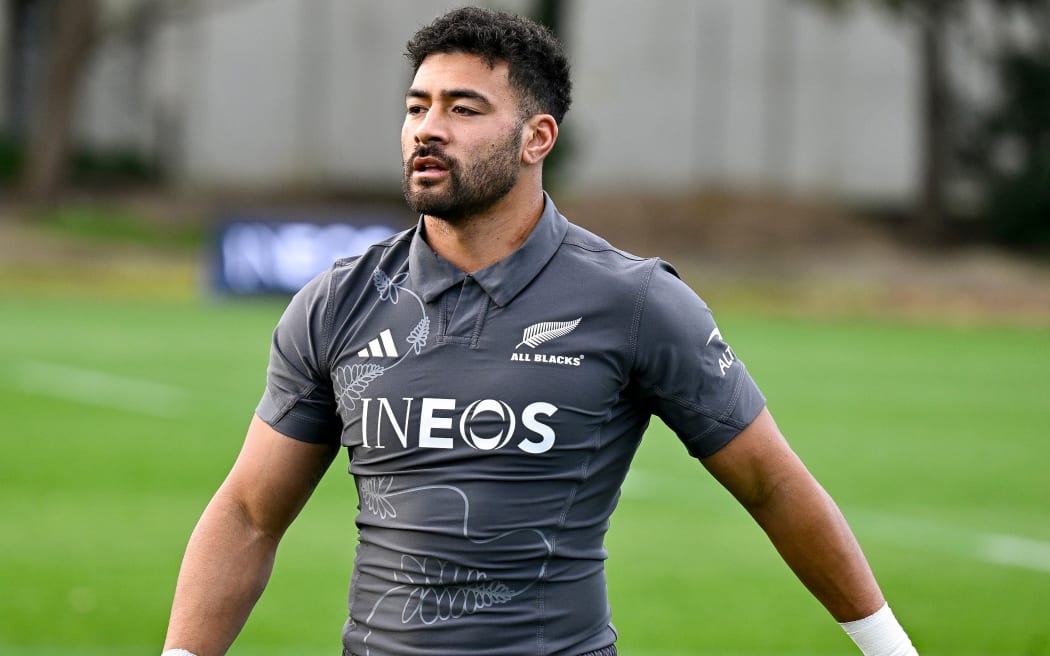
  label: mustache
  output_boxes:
[407,145,456,170]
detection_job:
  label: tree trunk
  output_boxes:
[917,0,949,241]
[21,0,98,202]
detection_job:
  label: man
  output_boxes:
[164,7,918,656]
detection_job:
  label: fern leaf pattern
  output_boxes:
[360,476,397,519]
[466,579,515,608]
[357,482,553,652]
[371,267,390,295]
[406,316,430,354]
[396,555,515,625]
[372,268,409,304]
[333,363,385,412]
[516,318,582,349]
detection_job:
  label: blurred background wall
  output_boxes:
[567,0,916,201]
[0,0,1047,253]
[1,0,915,199]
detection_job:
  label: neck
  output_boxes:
[422,184,545,273]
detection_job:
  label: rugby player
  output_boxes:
[164,7,919,656]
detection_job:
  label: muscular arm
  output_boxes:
[164,415,340,656]
[702,407,884,622]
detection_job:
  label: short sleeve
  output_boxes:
[255,270,342,444]
[632,261,765,458]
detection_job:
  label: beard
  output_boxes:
[402,123,523,224]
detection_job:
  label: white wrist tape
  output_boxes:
[839,603,918,656]
[161,650,199,656]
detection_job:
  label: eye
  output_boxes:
[406,105,427,116]
[452,105,480,116]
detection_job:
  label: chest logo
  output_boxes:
[510,318,584,367]
[515,318,582,349]
[333,268,430,412]
[356,328,400,358]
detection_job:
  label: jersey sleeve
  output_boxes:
[632,261,766,458]
[255,270,342,444]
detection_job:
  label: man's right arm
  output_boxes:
[163,415,340,656]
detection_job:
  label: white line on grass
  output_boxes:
[850,510,1050,574]
[9,360,188,417]
[624,467,1050,574]
[979,534,1050,573]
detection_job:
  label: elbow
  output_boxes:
[739,468,831,528]
[204,487,284,551]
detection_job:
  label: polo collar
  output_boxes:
[408,193,568,307]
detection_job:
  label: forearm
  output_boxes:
[164,491,280,656]
[703,411,915,653]
[747,472,883,622]
[755,488,919,654]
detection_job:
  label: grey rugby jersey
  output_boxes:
[257,195,766,656]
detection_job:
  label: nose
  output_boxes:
[411,108,450,146]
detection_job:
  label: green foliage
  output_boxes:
[0,132,25,183]
[959,48,1050,249]
[0,292,1047,655]
[0,136,160,190]
[69,145,161,186]
[33,205,204,250]
[805,0,1050,249]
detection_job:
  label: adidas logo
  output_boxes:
[357,329,399,358]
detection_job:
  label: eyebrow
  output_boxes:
[406,88,493,108]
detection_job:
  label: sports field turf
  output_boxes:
[0,292,1047,655]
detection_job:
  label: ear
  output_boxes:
[521,114,559,166]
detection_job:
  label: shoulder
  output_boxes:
[279,226,415,329]
[561,222,646,263]
[331,225,414,273]
[325,226,415,290]
[555,221,688,305]
[558,222,670,283]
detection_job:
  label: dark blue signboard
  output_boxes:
[212,211,405,294]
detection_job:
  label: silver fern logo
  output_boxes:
[510,318,584,367]
[515,318,582,349]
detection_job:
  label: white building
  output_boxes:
[1,0,919,203]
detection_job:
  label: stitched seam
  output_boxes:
[637,379,748,430]
[535,576,546,655]
[271,383,318,424]
[470,296,490,349]
[561,236,647,262]
[321,267,337,373]
[626,259,659,373]
[538,418,610,656]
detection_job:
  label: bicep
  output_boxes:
[700,407,810,510]
[216,414,341,540]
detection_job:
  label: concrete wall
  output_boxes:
[563,0,918,201]
[0,3,8,130]
[160,0,529,191]
[9,0,922,202]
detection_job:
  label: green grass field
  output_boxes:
[1,291,1047,655]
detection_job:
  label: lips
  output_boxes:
[412,156,449,173]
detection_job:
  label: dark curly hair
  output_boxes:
[405,6,573,124]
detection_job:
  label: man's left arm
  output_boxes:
[702,408,918,654]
